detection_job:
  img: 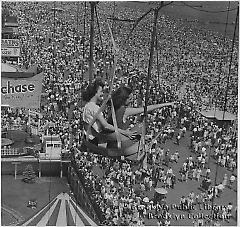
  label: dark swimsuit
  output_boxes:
[107,106,130,130]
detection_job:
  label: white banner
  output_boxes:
[1,47,20,57]
[1,73,43,109]
[2,39,20,48]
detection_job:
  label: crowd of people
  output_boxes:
[2,2,238,226]
[70,93,237,226]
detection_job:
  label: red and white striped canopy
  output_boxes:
[20,193,97,226]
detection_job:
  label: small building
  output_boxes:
[40,135,62,160]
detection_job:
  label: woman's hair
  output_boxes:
[82,78,104,102]
[111,86,132,111]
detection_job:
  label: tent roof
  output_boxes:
[1,63,24,72]
[199,110,216,118]
[1,63,36,78]
[214,110,236,121]
[20,192,97,226]
[200,109,236,121]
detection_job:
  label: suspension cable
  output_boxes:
[81,2,87,83]
[86,22,120,142]
[155,20,160,86]
[181,1,238,14]
[213,1,231,117]
[222,6,239,120]
[210,4,238,224]
[94,4,108,80]
[94,4,103,49]
[143,5,162,153]
[76,2,79,33]
[89,2,96,82]
[112,1,116,34]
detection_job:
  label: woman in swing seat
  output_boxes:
[82,78,137,147]
[107,85,175,150]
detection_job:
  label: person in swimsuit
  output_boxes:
[108,86,175,133]
[82,79,137,145]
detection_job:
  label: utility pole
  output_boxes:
[89,1,96,82]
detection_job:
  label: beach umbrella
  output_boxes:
[143,197,149,203]
[223,136,231,141]
[155,187,168,195]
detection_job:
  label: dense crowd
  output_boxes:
[71,91,237,225]
[2,2,238,226]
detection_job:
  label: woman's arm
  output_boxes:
[124,102,175,117]
[97,113,136,137]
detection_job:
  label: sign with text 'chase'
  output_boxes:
[1,73,43,109]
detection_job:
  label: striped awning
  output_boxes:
[20,193,97,226]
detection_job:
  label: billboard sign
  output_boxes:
[1,39,20,57]
[1,73,43,109]
[2,39,20,48]
[1,47,20,57]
